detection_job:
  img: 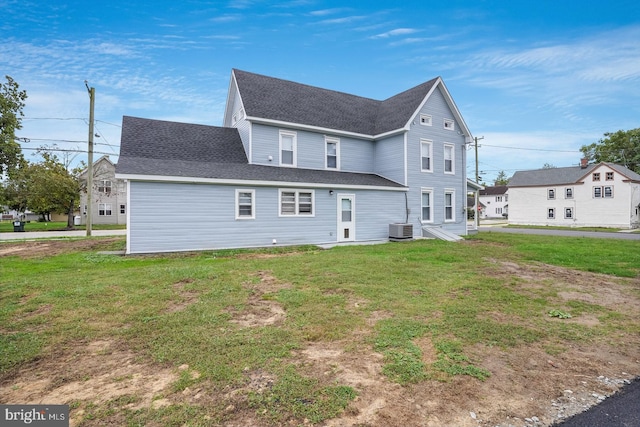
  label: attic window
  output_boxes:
[420,114,432,126]
[606,172,614,181]
[443,119,455,131]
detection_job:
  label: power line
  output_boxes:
[481,144,580,153]
[21,147,116,156]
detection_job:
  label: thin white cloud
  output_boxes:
[318,15,368,25]
[370,28,419,39]
[309,8,351,17]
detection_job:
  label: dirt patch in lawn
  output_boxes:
[1,250,639,426]
[0,238,123,258]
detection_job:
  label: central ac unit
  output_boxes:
[389,223,413,240]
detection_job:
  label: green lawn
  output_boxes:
[1,234,639,425]
[0,220,125,232]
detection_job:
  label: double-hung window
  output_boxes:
[444,190,455,222]
[98,203,112,216]
[548,208,555,219]
[236,189,255,219]
[279,130,297,167]
[564,207,573,219]
[443,144,454,174]
[279,190,314,216]
[420,139,432,172]
[325,137,339,169]
[98,180,112,194]
[421,189,432,222]
[565,187,573,199]
[548,189,555,199]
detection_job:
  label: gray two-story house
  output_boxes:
[116,69,474,254]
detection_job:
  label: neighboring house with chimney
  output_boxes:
[116,69,477,254]
[508,161,640,229]
[478,185,508,219]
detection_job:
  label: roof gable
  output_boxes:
[508,163,640,187]
[231,69,466,137]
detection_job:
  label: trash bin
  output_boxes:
[13,221,25,232]
[74,215,81,226]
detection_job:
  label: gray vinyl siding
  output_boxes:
[405,87,468,236]
[128,181,406,254]
[374,134,405,184]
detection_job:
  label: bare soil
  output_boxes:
[1,239,639,426]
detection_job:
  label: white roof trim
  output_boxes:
[115,173,408,192]
[247,116,407,140]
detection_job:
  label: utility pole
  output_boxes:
[85,82,95,237]
[474,136,484,183]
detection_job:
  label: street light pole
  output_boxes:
[85,82,95,237]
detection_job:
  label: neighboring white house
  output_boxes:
[116,69,475,254]
[508,162,640,229]
[78,155,127,226]
[478,185,508,219]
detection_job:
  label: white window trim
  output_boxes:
[593,186,602,198]
[235,189,255,220]
[98,203,112,216]
[443,143,455,174]
[421,188,433,223]
[419,114,432,126]
[325,136,340,170]
[444,119,455,131]
[278,189,315,217]
[279,130,297,167]
[548,188,556,200]
[548,208,555,219]
[444,189,455,222]
[564,207,574,219]
[565,187,573,199]
[604,185,614,198]
[420,139,433,173]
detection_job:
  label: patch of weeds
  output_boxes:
[0,332,43,373]
[249,365,356,425]
[373,318,430,384]
[548,309,572,319]
[432,340,490,381]
[172,368,198,392]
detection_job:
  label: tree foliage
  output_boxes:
[580,128,640,174]
[494,170,509,186]
[1,153,80,226]
[0,75,27,175]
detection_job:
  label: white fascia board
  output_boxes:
[247,116,406,141]
[222,72,236,127]
[115,173,408,192]
[405,77,473,140]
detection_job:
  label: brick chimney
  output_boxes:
[580,158,588,169]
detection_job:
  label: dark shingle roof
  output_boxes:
[116,116,404,188]
[233,69,438,136]
[479,185,508,196]
[508,163,640,187]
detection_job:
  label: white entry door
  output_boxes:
[337,194,355,242]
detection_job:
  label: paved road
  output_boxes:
[478,225,640,240]
[0,229,126,241]
[553,378,640,427]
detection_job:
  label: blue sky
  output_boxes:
[2,0,639,184]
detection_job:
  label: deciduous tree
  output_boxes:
[580,128,640,174]
[0,75,27,175]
